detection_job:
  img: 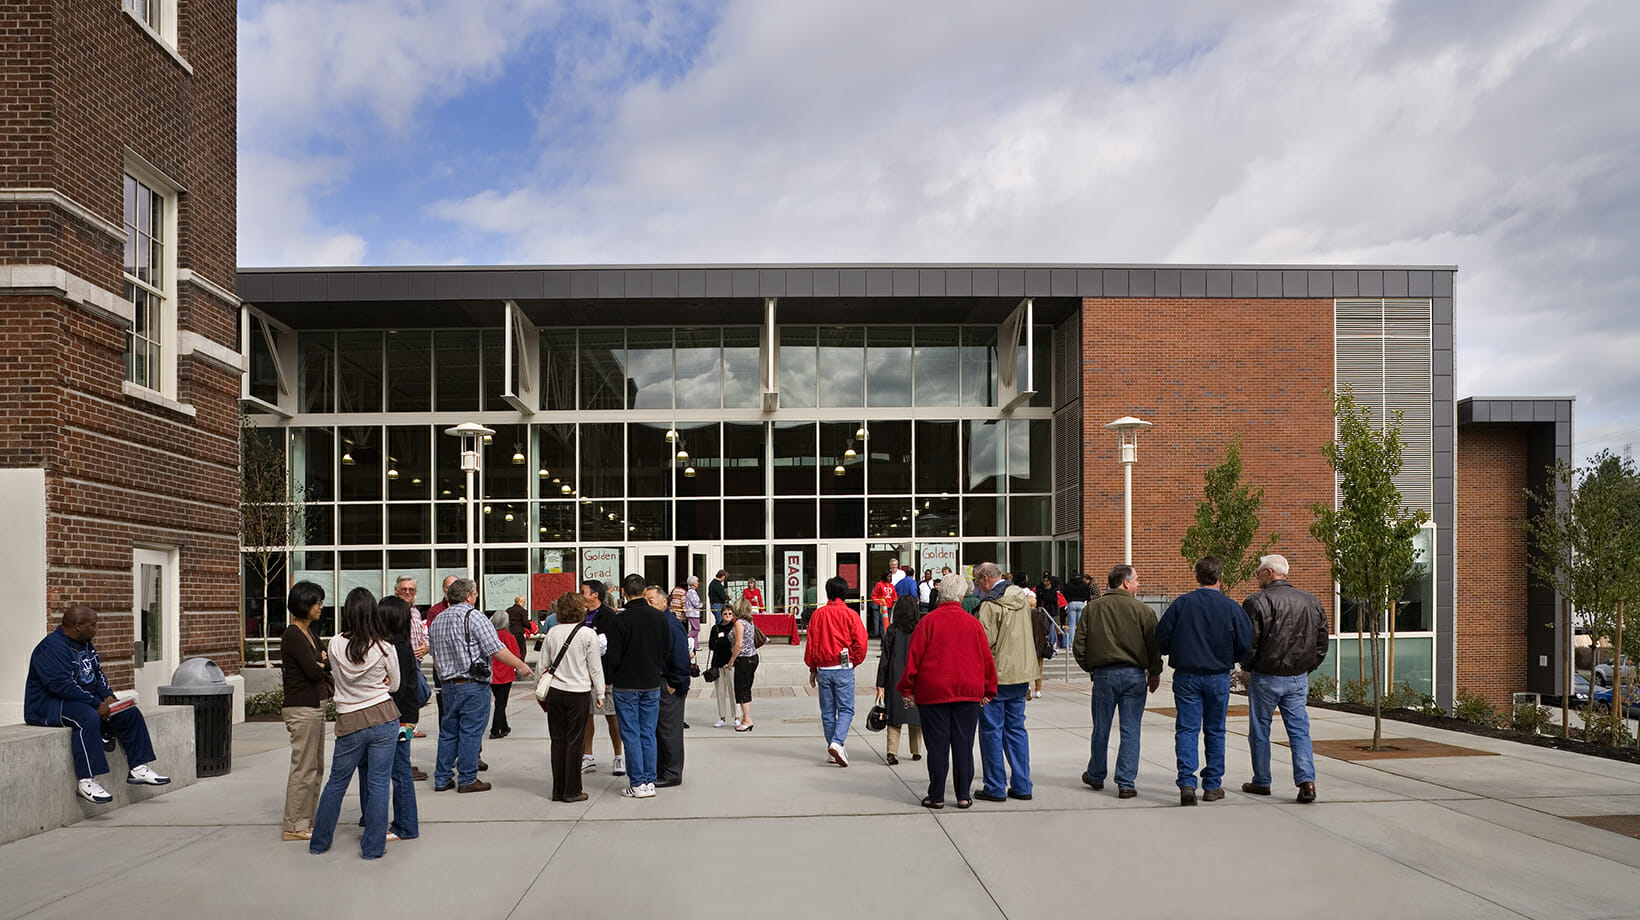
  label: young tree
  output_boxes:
[1310,387,1430,749]
[1525,450,1640,742]
[1180,436,1278,591]
[240,413,309,664]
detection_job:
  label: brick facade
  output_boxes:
[1454,426,1531,709]
[1,0,240,691]
[1078,297,1337,609]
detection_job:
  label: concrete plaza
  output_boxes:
[2,648,1638,920]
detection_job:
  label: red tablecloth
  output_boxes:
[752,613,800,645]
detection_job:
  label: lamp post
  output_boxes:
[1102,416,1153,566]
[444,422,496,582]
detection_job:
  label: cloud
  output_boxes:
[237,150,367,266]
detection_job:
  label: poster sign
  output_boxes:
[921,543,958,578]
[542,550,564,574]
[783,550,804,616]
[580,547,621,584]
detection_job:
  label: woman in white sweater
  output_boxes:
[538,591,605,802]
[309,588,401,859]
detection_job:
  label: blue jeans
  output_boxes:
[612,688,660,786]
[711,603,723,626]
[978,683,1032,796]
[1172,671,1230,790]
[1063,601,1085,648]
[310,719,396,859]
[359,731,421,839]
[1089,665,1148,789]
[434,680,490,788]
[1248,672,1316,787]
[816,668,855,747]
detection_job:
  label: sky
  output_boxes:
[238,0,1640,464]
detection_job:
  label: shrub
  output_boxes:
[1384,681,1422,710]
[1339,679,1369,705]
[1308,674,1337,704]
[1510,702,1555,736]
[245,687,283,717]
[1417,693,1447,717]
[1578,708,1634,746]
[1453,688,1501,727]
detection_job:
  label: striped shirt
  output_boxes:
[429,603,503,683]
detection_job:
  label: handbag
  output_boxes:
[866,705,887,732]
[533,623,585,711]
[703,666,719,683]
[753,625,769,649]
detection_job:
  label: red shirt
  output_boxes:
[804,599,868,669]
[871,580,896,613]
[491,628,520,685]
[425,601,449,626]
[897,601,997,705]
[742,587,763,612]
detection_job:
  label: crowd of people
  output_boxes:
[20,551,1327,859]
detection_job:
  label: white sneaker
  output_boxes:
[637,782,657,798]
[621,784,641,798]
[714,719,727,728]
[1034,690,1044,698]
[127,763,171,786]
[78,778,113,804]
[828,742,849,767]
[612,754,626,776]
[734,718,742,727]
[581,754,596,774]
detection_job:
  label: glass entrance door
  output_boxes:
[132,547,179,705]
[628,542,674,597]
[820,542,867,631]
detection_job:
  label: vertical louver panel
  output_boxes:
[1334,299,1434,514]
[1054,312,1081,410]
[1054,401,1082,536]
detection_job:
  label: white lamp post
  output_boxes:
[444,422,496,582]
[1102,416,1153,566]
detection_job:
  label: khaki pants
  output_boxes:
[886,723,923,757]
[714,669,735,721]
[281,706,326,833]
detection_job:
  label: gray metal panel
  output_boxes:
[1282,270,1307,297]
[1555,421,1570,443]
[892,269,917,296]
[237,273,270,302]
[1533,402,1557,422]
[732,269,758,297]
[1102,269,1128,296]
[543,270,571,298]
[1511,400,1534,419]
[1204,270,1230,297]
[1434,271,1453,296]
[1129,270,1154,297]
[622,270,651,298]
[597,270,624,298]
[1155,268,1181,297]
[1182,270,1207,297]
[1556,401,1571,422]
[1385,270,1408,297]
[571,270,598,298]
[1434,424,1454,453]
[1358,271,1383,297]
[1076,270,1101,296]
[946,270,972,297]
[1257,270,1281,297]
[1433,375,1452,404]
[1025,268,1051,296]
[787,269,813,297]
[921,270,948,296]
[1334,271,1358,297]
[1470,401,1490,423]
[1050,269,1077,296]
[865,269,892,296]
[757,269,785,297]
[999,268,1025,296]
[379,273,416,301]
[1435,476,1453,505]
[679,270,706,297]
[322,272,355,301]
[1433,297,1453,324]
[1231,270,1256,297]
[1306,271,1333,297]
[705,270,733,297]
[1409,270,1433,297]
[813,269,838,297]
[1433,323,1453,350]
[840,269,867,297]
[1433,350,1452,376]
[436,272,467,300]
[652,270,679,297]
[468,271,508,300]
[973,270,998,296]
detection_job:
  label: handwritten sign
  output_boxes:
[580,547,622,584]
[921,543,958,578]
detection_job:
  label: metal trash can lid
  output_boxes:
[158,657,234,696]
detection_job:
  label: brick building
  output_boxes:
[0,0,243,721]
[232,263,1536,709]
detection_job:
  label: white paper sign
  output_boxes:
[921,543,958,578]
[580,547,622,584]
[783,550,804,616]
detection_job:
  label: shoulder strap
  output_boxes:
[546,623,585,675]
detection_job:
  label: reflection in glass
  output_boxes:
[435,330,480,412]
[868,498,913,539]
[338,426,382,501]
[481,328,508,412]
[676,500,721,540]
[820,499,864,539]
[673,422,720,497]
[964,496,1005,537]
[298,333,333,413]
[961,327,997,407]
[723,328,761,409]
[626,329,674,410]
[336,332,382,413]
[1008,419,1052,492]
[435,503,466,544]
[914,421,959,494]
[965,420,1004,494]
[774,499,817,539]
[540,329,577,411]
[483,424,527,500]
[627,500,671,541]
[483,502,528,543]
[961,542,1003,572]
[770,545,816,613]
[579,330,625,410]
[915,496,959,538]
[434,429,465,501]
[338,550,383,600]
[1009,495,1053,538]
[774,422,816,496]
[628,421,673,498]
[866,421,911,494]
[580,500,624,541]
[818,327,865,408]
[580,424,624,497]
[724,499,766,539]
[779,327,817,408]
[1011,541,1052,582]
[387,426,430,501]
[675,328,721,410]
[385,550,430,604]
[723,422,764,496]
[386,504,429,544]
[338,504,382,545]
[866,327,912,406]
[914,326,960,406]
[724,545,768,603]
[1031,324,1052,408]
[820,422,864,496]
[537,502,576,543]
[385,330,431,411]
[292,427,334,501]
[535,424,576,500]
[302,504,334,545]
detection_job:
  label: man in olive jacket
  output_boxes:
[1073,565,1162,797]
[974,562,1036,801]
[1239,554,1328,803]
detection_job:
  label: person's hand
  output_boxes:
[982,696,994,706]
[1147,674,1161,694]
[875,687,885,703]
[97,699,112,719]
[901,694,914,709]
[413,642,429,660]
[809,667,818,688]
[595,698,605,710]
[517,666,533,679]
[319,650,327,663]
[664,685,674,695]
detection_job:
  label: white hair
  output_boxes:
[688,575,699,586]
[490,609,510,630]
[395,574,417,587]
[936,575,970,605]
[1258,554,1290,578]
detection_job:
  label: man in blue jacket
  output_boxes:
[655,608,692,787]
[24,605,171,804]
[1156,558,1252,806]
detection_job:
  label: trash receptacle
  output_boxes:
[158,657,234,777]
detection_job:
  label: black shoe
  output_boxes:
[911,753,921,761]
[1202,787,1225,802]
[656,778,682,788]
[1006,790,1033,801]
[1296,782,1317,804]
[1242,782,1272,796]
[682,722,690,729]
[973,790,1007,803]
[1180,788,1197,806]
[101,732,116,753]
[1081,772,1104,791]
[1117,788,1137,799]
[478,759,489,771]
[489,732,504,740]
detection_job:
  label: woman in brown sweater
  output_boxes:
[280,581,330,841]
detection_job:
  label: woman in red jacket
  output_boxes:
[741,578,764,614]
[870,573,897,639]
[489,611,521,740]
[897,574,996,809]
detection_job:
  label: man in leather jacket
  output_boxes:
[1238,554,1328,803]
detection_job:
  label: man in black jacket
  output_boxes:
[604,573,674,799]
[708,570,729,625]
[1239,554,1329,803]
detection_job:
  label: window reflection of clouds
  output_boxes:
[626,330,673,410]
[1008,419,1051,492]
[966,420,1003,493]
[914,327,960,406]
[817,327,864,408]
[961,328,997,407]
[578,330,624,410]
[866,327,911,407]
[723,329,760,409]
[779,327,816,408]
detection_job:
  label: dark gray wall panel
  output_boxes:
[1334,271,1358,297]
[1256,270,1281,297]
[1434,271,1453,296]
[1409,270,1433,297]
[1182,269,1207,297]
[597,270,624,298]
[813,269,838,297]
[679,270,706,297]
[973,270,998,296]
[652,270,679,297]
[1204,270,1230,297]
[757,269,785,297]
[1231,270,1256,297]
[839,269,866,297]
[1433,297,1453,324]
[571,270,598,298]
[731,269,758,297]
[1025,268,1051,296]
[1358,271,1383,297]
[705,270,733,298]
[1306,271,1333,297]
[1156,268,1181,296]
[947,270,972,297]
[1102,269,1128,296]
[1129,270,1154,297]
[999,268,1025,296]
[865,269,892,296]
[1050,269,1077,296]
[1282,270,1306,297]
[1076,269,1101,296]
[787,269,813,297]
[892,269,917,296]
[1385,270,1408,297]
[921,270,948,296]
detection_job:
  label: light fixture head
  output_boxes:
[856,426,868,439]
[540,526,548,534]
[833,464,846,476]
[560,483,572,494]
[386,467,398,480]
[504,511,514,522]
[844,447,856,459]
[664,428,678,442]
[341,451,355,465]
[441,488,452,496]
[412,477,422,486]
[1102,416,1154,432]
[512,449,525,465]
[483,505,492,514]
[538,467,549,478]
[608,512,617,520]
[482,434,493,445]
[684,465,696,478]
[675,449,689,461]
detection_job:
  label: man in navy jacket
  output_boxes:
[655,611,692,787]
[24,605,171,804]
[1156,558,1253,806]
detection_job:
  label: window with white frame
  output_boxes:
[122,0,178,45]
[123,169,176,395]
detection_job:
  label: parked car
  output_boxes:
[1570,672,1592,708]
[1593,655,1634,688]
[1591,682,1640,718]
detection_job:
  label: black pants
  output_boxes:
[545,689,591,800]
[490,683,512,737]
[733,655,759,704]
[657,688,686,784]
[920,701,981,805]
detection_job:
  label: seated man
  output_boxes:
[24,604,171,804]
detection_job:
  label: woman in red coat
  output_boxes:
[870,574,897,638]
[489,611,521,740]
[741,579,764,614]
[897,574,996,809]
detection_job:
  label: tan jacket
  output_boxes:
[978,584,1038,685]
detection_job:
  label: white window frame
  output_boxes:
[122,0,179,50]
[122,157,180,399]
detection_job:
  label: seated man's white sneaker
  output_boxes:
[78,778,113,804]
[127,763,170,785]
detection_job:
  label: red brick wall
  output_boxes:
[1079,297,1337,610]
[1454,426,1530,709]
[1,0,241,686]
